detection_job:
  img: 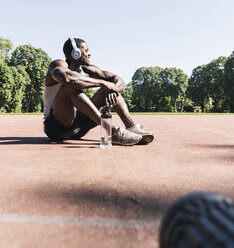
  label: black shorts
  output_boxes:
[43,109,98,142]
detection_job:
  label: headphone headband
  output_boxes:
[70,37,78,50]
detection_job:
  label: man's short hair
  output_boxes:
[63,38,86,59]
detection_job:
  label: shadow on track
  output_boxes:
[0,137,100,147]
[0,137,50,144]
[23,183,178,220]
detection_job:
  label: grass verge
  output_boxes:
[1,112,234,115]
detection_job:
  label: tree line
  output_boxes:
[0,37,233,113]
[122,52,234,113]
[0,37,51,113]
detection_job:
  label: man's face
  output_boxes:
[80,42,91,65]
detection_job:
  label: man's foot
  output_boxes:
[127,124,154,144]
[112,125,142,146]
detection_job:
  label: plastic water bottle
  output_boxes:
[100,107,112,149]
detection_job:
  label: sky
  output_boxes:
[1,0,234,83]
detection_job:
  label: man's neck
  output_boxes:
[69,61,81,71]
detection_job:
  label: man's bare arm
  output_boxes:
[82,65,125,92]
[49,60,119,94]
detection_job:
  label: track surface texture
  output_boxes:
[0,114,234,248]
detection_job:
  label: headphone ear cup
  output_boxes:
[69,38,81,60]
[71,48,81,60]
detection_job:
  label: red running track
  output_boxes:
[0,114,234,248]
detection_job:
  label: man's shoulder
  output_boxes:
[45,59,68,87]
[49,59,68,70]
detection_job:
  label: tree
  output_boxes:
[10,44,51,112]
[122,81,137,111]
[83,88,94,98]
[0,61,30,113]
[159,68,188,112]
[0,38,29,112]
[0,61,13,112]
[129,66,188,112]
[0,37,13,63]
[224,51,234,112]
[131,66,164,111]
[8,65,30,112]
[205,57,227,112]
[187,65,208,112]
[188,57,227,112]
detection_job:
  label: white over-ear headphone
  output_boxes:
[70,37,81,60]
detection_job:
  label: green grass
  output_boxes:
[127,112,234,115]
[1,112,234,115]
[0,112,43,115]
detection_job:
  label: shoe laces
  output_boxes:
[133,124,144,130]
[139,124,144,130]
[115,125,127,141]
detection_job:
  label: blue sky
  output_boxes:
[1,0,234,83]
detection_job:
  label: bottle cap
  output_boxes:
[101,107,112,118]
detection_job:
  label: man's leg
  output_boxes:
[91,88,154,144]
[52,85,101,128]
[91,87,135,128]
[52,85,133,128]
[51,85,142,145]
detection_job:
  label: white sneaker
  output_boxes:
[112,125,142,146]
[127,124,154,144]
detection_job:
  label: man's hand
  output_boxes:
[102,81,119,94]
[106,92,118,107]
[102,82,119,107]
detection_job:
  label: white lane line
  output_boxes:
[170,117,234,139]
[0,214,161,229]
[199,127,234,139]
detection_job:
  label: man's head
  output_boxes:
[63,38,91,66]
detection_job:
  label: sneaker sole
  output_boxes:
[159,192,234,248]
[112,137,142,146]
[112,141,134,146]
[137,134,154,145]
